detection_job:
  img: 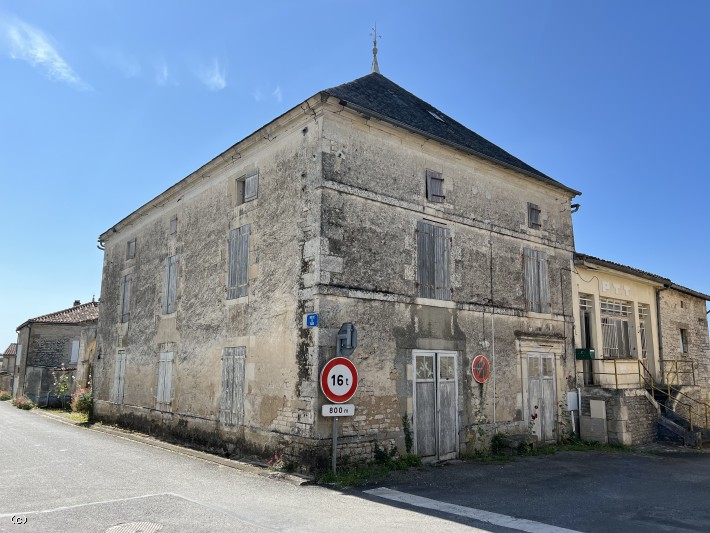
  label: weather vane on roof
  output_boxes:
[370,23,381,74]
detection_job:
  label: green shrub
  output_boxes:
[12,396,36,410]
[71,387,92,414]
[0,390,12,401]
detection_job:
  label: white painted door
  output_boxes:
[414,351,458,461]
[527,352,556,442]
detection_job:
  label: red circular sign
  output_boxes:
[472,355,491,384]
[320,357,359,403]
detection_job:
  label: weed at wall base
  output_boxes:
[12,396,36,410]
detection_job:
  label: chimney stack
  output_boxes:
[73,300,81,307]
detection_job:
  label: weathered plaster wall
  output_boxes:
[94,107,324,457]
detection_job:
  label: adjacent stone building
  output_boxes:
[93,70,582,468]
[0,343,17,393]
[572,253,710,445]
[14,301,98,404]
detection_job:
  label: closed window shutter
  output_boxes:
[528,203,541,229]
[537,251,550,312]
[426,170,445,203]
[417,221,434,298]
[244,170,259,202]
[157,351,174,407]
[121,274,132,322]
[220,346,245,426]
[162,258,170,313]
[524,248,537,311]
[162,256,178,314]
[227,225,250,299]
[70,340,80,364]
[433,226,451,300]
[113,352,126,404]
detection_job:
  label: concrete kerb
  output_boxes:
[31,409,313,486]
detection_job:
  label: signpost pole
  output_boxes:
[332,417,338,473]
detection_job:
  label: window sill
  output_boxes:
[415,297,456,309]
[226,295,249,305]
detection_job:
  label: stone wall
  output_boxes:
[659,289,710,402]
[580,387,658,446]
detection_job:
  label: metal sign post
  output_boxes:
[332,417,338,473]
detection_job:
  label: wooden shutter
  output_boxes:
[244,170,259,202]
[528,203,541,229]
[433,226,451,300]
[121,274,132,322]
[537,250,550,312]
[219,346,245,426]
[417,221,434,298]
[524,248,538,312]
[426,170,445,203]
[228,225,250,299]
[162,256,178,313]
[157,351,174,407]
[113,351,126,404]
[70,340,80,364]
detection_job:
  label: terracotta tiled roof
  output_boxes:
[17,301,99,331]
[3,343,17,356]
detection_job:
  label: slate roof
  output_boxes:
[574,253,710,301]
[324,72,580,196]
[17,301,99,331]
[3,343,17,356]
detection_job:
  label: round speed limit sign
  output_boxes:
[320,357,358,403]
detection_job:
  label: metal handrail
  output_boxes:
[576,358,710,431]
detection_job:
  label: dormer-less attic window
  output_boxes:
[428,110,446,123]
[426,170,445,203]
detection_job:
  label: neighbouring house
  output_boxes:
[14,300,98,405]
[572,253,710,446]
[0,343,17,393]
[93,66,582,469]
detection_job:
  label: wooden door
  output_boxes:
[527,352,556,442]
[414,351,458,461]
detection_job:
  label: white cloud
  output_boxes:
[196,58,226,91]
[155,59,170,85]
[95,46,140,78]
[272,85,283,102]
[0,14,90,90]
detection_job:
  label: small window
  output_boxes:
[236,169,259,205]
[126,239,136,259]
[680,301,685,309]
[70,340,80,364]
[680,329,689,353]
[528,203,541,229]
[169,215,178,235]
[426,169,445,203]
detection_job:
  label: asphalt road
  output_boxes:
[0,402,499,533]
[2,400,709,532]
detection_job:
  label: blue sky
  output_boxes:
[1,1,708,350]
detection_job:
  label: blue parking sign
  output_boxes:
[306,313,319,327]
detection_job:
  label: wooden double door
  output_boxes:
[413,351,458,461]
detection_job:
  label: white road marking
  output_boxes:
[365,487,581,533]
[0,493,171,518]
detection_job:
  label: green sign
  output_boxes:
[575,348,596,360]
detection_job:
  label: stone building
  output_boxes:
[14,301,98,404]
[93,70,581,468]
[572,253,710,445]
[0,343,17,393]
